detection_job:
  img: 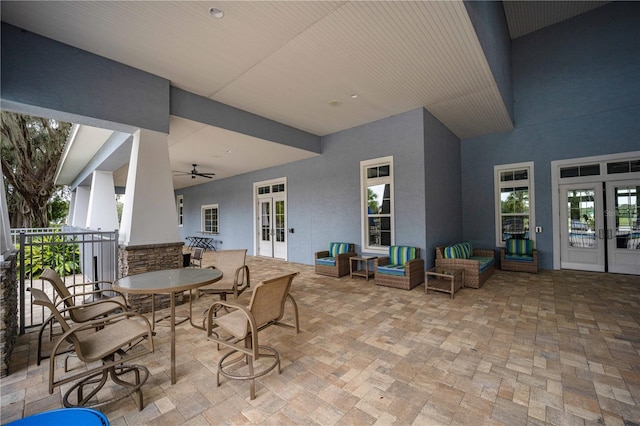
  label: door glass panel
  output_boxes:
[261,201,271,242]
[614,185,639,250]
[275,200,285,243]
[567,189,597,248]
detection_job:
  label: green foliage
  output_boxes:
[19,235,81,278]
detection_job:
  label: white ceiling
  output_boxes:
[1,1,609,189]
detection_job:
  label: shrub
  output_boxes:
[19,235,81,278]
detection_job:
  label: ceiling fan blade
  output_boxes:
[195,173,214,178]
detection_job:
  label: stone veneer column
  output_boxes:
[118,242,185,313]
[0,251,17,377]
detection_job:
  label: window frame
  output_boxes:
[361,156,394,254]
[201,203,219,234]
[176,195,184,227]
[494,162,535,247]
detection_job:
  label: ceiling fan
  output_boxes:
[173,164,216,179]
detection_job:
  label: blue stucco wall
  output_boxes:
[464,0,513,123]
[178,108,428,265]
[424,109,462,268]
[1,23,170,133]
[461,2,640,270]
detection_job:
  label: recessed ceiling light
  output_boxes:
[328,100,343,107]
[350,93,358,99]
[209,7,224,18]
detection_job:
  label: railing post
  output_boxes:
[19,231,25,335]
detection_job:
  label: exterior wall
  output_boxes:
[463,0,513,123]
[177,108,429,265]
[424,110,462,268]
[460,2,640,270]
[0,252,17,377]
[1,22,170,133]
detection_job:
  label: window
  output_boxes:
[201,204,219,234]
[176,195,183,227]
[361,156,394,253]
[494,162,535,246]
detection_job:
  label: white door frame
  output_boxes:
[253,177,287,260]
[551,151,640,270]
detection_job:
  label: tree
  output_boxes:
[1,111,71,228]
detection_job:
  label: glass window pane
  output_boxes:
[367,184,385,213]
[501,188,529,214]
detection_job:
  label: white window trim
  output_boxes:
[176,195,183,227]
[201,203,219,234]
[494,161,535,247]
[361,156,394,254]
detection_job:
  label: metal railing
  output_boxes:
[15,228,119,334]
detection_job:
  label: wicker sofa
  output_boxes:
[374,245,424,290]
[500,239,538,273]
[315,242,357,277]
[435,242,495,289]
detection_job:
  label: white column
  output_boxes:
[66,190,76,226]
[0,168,14,257]
[86,171,119,231]
[119,129,180,245]
[70,186,90,228]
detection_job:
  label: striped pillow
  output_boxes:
[329,242,351,257]
[505,239,533,255]
[389,246,417,265]
[444,242,473,259]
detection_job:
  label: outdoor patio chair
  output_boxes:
[28,287,153,410]
[196,249,250,302]
[37,268,129,366]
[500,238,538,273]
[314,242,357,277]
[374,245,424,290]
[190,247,204,267]
[205,272,299,400]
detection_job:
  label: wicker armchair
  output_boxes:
[374,246,424,290]
[500,239,538,273]
[315,242,356,277]
[435,243,495,289]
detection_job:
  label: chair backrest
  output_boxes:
[212,249,247,283]
[28,287,79,346]
[193,247,204,260]
[247,273,297,329]
[388,245,419,265]
[329,242,353,257]
[505,239,534,255]
[40,268,74,308]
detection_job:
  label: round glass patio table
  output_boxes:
[114,268,222,384]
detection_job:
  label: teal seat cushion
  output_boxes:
[377,264,406,276]
[388,246,418,265]
[329,242,351,257]
[470,256,495,273]
[316,257,336,266]
[504,254,534,262]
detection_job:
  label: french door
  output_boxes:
[257,195,287,260]
[560,181,639,274]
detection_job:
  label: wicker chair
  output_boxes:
[435,244,495,289]
[374,246,424,290]
[315,242,357,277]
[500,239,538,273]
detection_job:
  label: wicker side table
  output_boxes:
[425,267,464,299]
[350,256,377,280]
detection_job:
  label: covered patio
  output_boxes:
[2,254,639,425]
